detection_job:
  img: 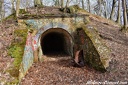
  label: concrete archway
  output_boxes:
[40,28,73,56]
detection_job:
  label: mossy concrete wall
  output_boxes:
[18,16,110,80]
[73,25,110,72]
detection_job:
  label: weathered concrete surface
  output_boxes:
[18,14,110,81]
[83,27,110,71]
[73,24,110,72]
[18,17,78,80]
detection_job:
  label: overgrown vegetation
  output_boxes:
[2,13,16,22]
[8,29,28,78]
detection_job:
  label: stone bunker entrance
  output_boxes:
[18,7,111,80]
[41,28,73,56]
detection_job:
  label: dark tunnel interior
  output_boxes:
[41,32,69,55]
[42,32,64,54]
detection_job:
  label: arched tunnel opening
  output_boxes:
[42,32,65,54]
[41,28,73,56]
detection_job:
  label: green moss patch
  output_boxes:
[8,29,28,78]
[2,13,16,22]
[19,9,27,14]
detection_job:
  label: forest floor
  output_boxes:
[0,14,128,85]
[0,20,18,84]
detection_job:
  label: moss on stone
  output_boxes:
[2,13,16,21]
[69,5,82,13]
[19,9,27,14]
[73,23,110,72]
[60,5,83,14]
[8,29,28,78]
[83,26,110,71]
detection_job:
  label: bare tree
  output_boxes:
[81,0,84,9]
[16,0,20,17]
[98,0,102,16]
[65,0,69,8]
[0,0,5,20]
[61,0,64,8]
[11,0,15,14]
[122,0,127,30]
[116,0,121,23]
[26,0,30,8]
[126,0,128,21]
[102,0,108,18]
[110,0,117,20]
[54,0,60,6]
[87,0,90,12]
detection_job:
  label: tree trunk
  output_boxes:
[116,0,121,24]
[0,2,1,15]
[87,0,90,12]
[98,0,102,16]
[122,0,128,29]
[61,0,64,8]
[57,0,60,6]
[55,0,57,6]
[0,0,4,19]
[16,0,20,17]
[126,1,128,22]
[26,0,30,8]
[110,0,116,20]
[64,0,70,13]
[2,0,4,18]
[81,0,84,9]
[101,0,107,18]
[55,0,60,6]
[65,0,69,8]
[104,0,108,18]
[25,0,29,11]
[11,0,15,14]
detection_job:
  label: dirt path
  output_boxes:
[21,55,90,85]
